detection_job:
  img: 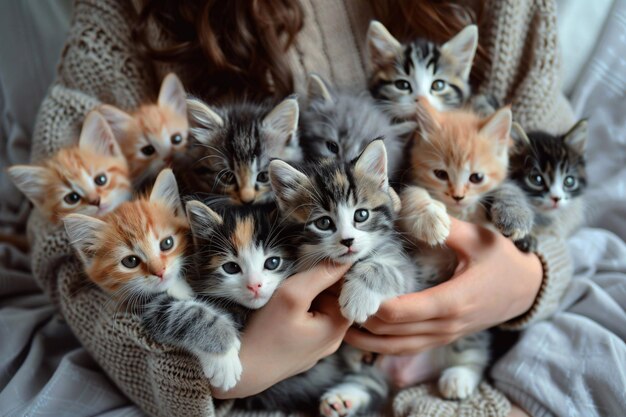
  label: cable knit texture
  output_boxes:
[29,0,575,416]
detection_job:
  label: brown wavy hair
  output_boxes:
[134,0,487,100]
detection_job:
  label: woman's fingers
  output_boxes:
[344,327,453,355]
[313,292,352,330]
[362,316,465,337]
[278,261,352,308]
[445,217,495,258]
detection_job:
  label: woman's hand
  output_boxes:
[213,262,352,399]
[345,217,543,355]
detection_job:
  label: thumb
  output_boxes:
[444,217,491,258]
[285,261,352,300]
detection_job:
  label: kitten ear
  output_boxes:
[64,213,107,267]
[366,21,402,70]
[263,97,299,150]
[563,119,588,154]
[307,73,334,103]
[79,111,123,158]
[150,169,183,216]
[354,139,389,192]
[415,99,441,137]
[480,106,512,151]
[186,98,223,144]
[510,122,531,153]
[269,160,311,210]
[441,24,478,80]
[97,104,134,144]
[158,73,187,118]
[185,200,223,242]
[7,165,49,207]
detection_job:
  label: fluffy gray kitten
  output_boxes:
[299,73,415,181]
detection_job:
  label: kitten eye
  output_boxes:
[326,141,339,154]
[433,170,449,181]
[141,145,156,156]
[354,209,369,223]
[431,79,447,92]
[121,255,140,269]
[256,171,269,183]
[394,80,412,91]
[94,173,107,186]
[528,173,545,187]
[171,133,183,145]
[64,192,81,205]
[221,171,237,185]
[469,173,484,184]
[160,236,174,251]
[563,175,577,189]
[264,256,281,271]
[314,216,333,231]
[222,262,241,274]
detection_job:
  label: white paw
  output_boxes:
[339,289,381,324]
[197,341,243,391]
[320,391,362,417]
[438,366,481,400]
[167,279,194,300]
[410,200,450,246]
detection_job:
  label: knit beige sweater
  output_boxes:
[29,0,574,416]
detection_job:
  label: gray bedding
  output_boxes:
[0,1,625,416]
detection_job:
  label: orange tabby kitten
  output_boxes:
[63,169,193,300]
[8,111,131,224]
[98,73,188,186]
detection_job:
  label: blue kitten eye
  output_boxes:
[221,171,237,185]
[469,173,484,184]
[141,145,156,156]
[431,79,447,92]
[121,255,140,268]
[257,171,269,183]
[64,192,81,205]
[264,257,281,271]
[563,175,577,189]
[394,80,412,91]
[160,236,174,251]
[314,216,333,231]
[171,133,183,145]
[326,141,339,154]
[354,209,369,222]
[223,262,241,274]
[94,173,107,186]
[434,169,449,181]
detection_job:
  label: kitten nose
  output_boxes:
[90,197,101,206]
[240,188,255,204]
[452,195,465,202]
[340,238,354,248]
[551,196,561,202]
[246,283,262,295]
[154,269,165,279]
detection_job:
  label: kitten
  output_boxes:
[509,120,587,239]
[8,111,132,224]
[366,20,478,120]
[63,169,193,300]
[270,139,417,324]
[299,73,415,180]
[398,102,531,400]
[98,73,189,186]
[177,97,300,203]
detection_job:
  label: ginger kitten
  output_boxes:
[98,73,189,186]
[63,169,192,300]
[8,111,131,224]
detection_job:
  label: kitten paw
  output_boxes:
[490,202,534,241]
[410,200,450,246]
[438,366,481,400]
[514,234,537,253]
[320,387,368,417]
[339,287,382,324]
[198,340,243,391]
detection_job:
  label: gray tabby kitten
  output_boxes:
[366,20,478,120]
[270,139,418,324]
[509,121,588,245]
[175,97,300,204]
[299,73,415,180]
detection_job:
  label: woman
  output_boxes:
[30,1,573,416]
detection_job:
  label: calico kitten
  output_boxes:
[63,169,193,300]
[366,20,478,120]
[177,97,300,203]
[270,140,417,324]
[98,73,189,186]
[509,121,587,238]
[299,73,415,180]
[8,111,132,224]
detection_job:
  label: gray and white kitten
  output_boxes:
[299,73,415,180]
[174,97,301,204]
[366,20,478,120]
[270,139,417,324]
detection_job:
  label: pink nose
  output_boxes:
[246,283,262,294]
[154,269,165,279]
